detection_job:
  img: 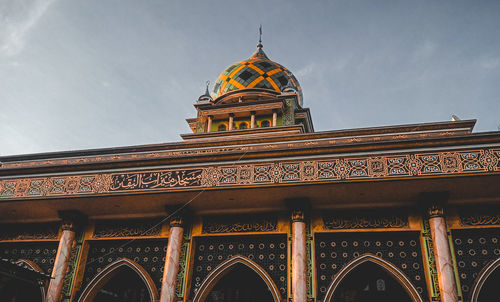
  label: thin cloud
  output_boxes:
[480,56,500,70]
[0,0,56,57]
[412,40,437,62]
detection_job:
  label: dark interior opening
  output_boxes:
[93,267,150,302]
[205,264,274,302]
[477,265,500,302]
[0,275,43,302]
[331,261,413,302]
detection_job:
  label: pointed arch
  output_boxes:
[192,255,282,302]
[78,258,159,302]
[470,257,500,302]
[323,253,423,302]
[16,259,46,301]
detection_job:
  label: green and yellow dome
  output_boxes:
[212,44,303,105]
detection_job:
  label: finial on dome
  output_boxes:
[250,25,269,60]
[258,24,263,48]
[198,80,213,102]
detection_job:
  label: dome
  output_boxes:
[212,44,303,105]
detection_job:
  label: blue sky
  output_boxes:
[1,0,499,156]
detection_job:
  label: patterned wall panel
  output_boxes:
[451,228,500,300]
[190,234,288,299]
[77,238,168,298]
[0,241,58,274]
[314,231,428,301]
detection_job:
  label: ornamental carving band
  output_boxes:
[202,215,277,233]
[459,212,500,226]
[1,148,499,200]
[93,218,163,238]
[323,214,408,229]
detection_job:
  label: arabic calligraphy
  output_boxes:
[323,212,408,229]
[202,215,278,233]
[93,218,163,238]
[110,170,203,191]
[459,210,500,226]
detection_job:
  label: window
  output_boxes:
[218,124,227,131]
[260,120,270,128]
[239,122,248,130]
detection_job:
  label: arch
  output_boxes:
[217,123,227,131]
[192,255,281,302]
[470,257,500,302]
[16,259,46,302]
[239,122,249,130]
[78,258,159,302]
[260,120,271,128]
[323,253,423,302]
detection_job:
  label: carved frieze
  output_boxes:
[202,214,277,234]
[93,218,163,238]
[459,209,500,226]
[1,148,499,200]
[0,222,59,241]
[323,211,409,229]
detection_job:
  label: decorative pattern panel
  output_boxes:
[190,234,288,299]
[77,239,168,298]
[0,222,59,240]
[0,241,58,274]
[314,231,428,301]
[202,214,277,234]
[422,219,441,301]
[62,231,84,302]
[322,210,409,230]
[93,218,164,238]
[451,228,500,298]
[1,148,499,199]
[175,225,192,302]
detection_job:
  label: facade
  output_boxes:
[1,41,500,302]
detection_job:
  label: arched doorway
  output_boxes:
[78,258,158,302]
[324,254,422,302]
[0,259,46,302]
[192,255,281,302]
[471,257,500,302]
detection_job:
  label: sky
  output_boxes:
[1,0,500,156]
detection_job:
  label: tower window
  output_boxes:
[239,122,248,130]
[260,120,270,128]
[218,124,227,131]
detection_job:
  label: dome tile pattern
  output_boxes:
[212,47,303,103]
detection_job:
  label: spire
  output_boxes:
[197,80,213,102]
[250,25,269,59]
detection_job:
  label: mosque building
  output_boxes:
[1,37,500,302]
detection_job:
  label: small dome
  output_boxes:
[212,45,303,105]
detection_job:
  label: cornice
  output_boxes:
[1,129,498,176]
[0,147,499,201]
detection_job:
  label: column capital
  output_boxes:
[418,191,449,219]
[427,204,445,218]
[58,210,86,232]
[165,205,191,228]
[285,198,310,222]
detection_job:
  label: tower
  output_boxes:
[183,41,313,141]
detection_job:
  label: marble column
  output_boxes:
[250,111,256,129]
[428,205,458,302]
[228,114,234,131]
[291,209,307,302]
[207,116,213,133]
[46,220,76,302]
[160,216,185,302]
[272,110,278,127]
